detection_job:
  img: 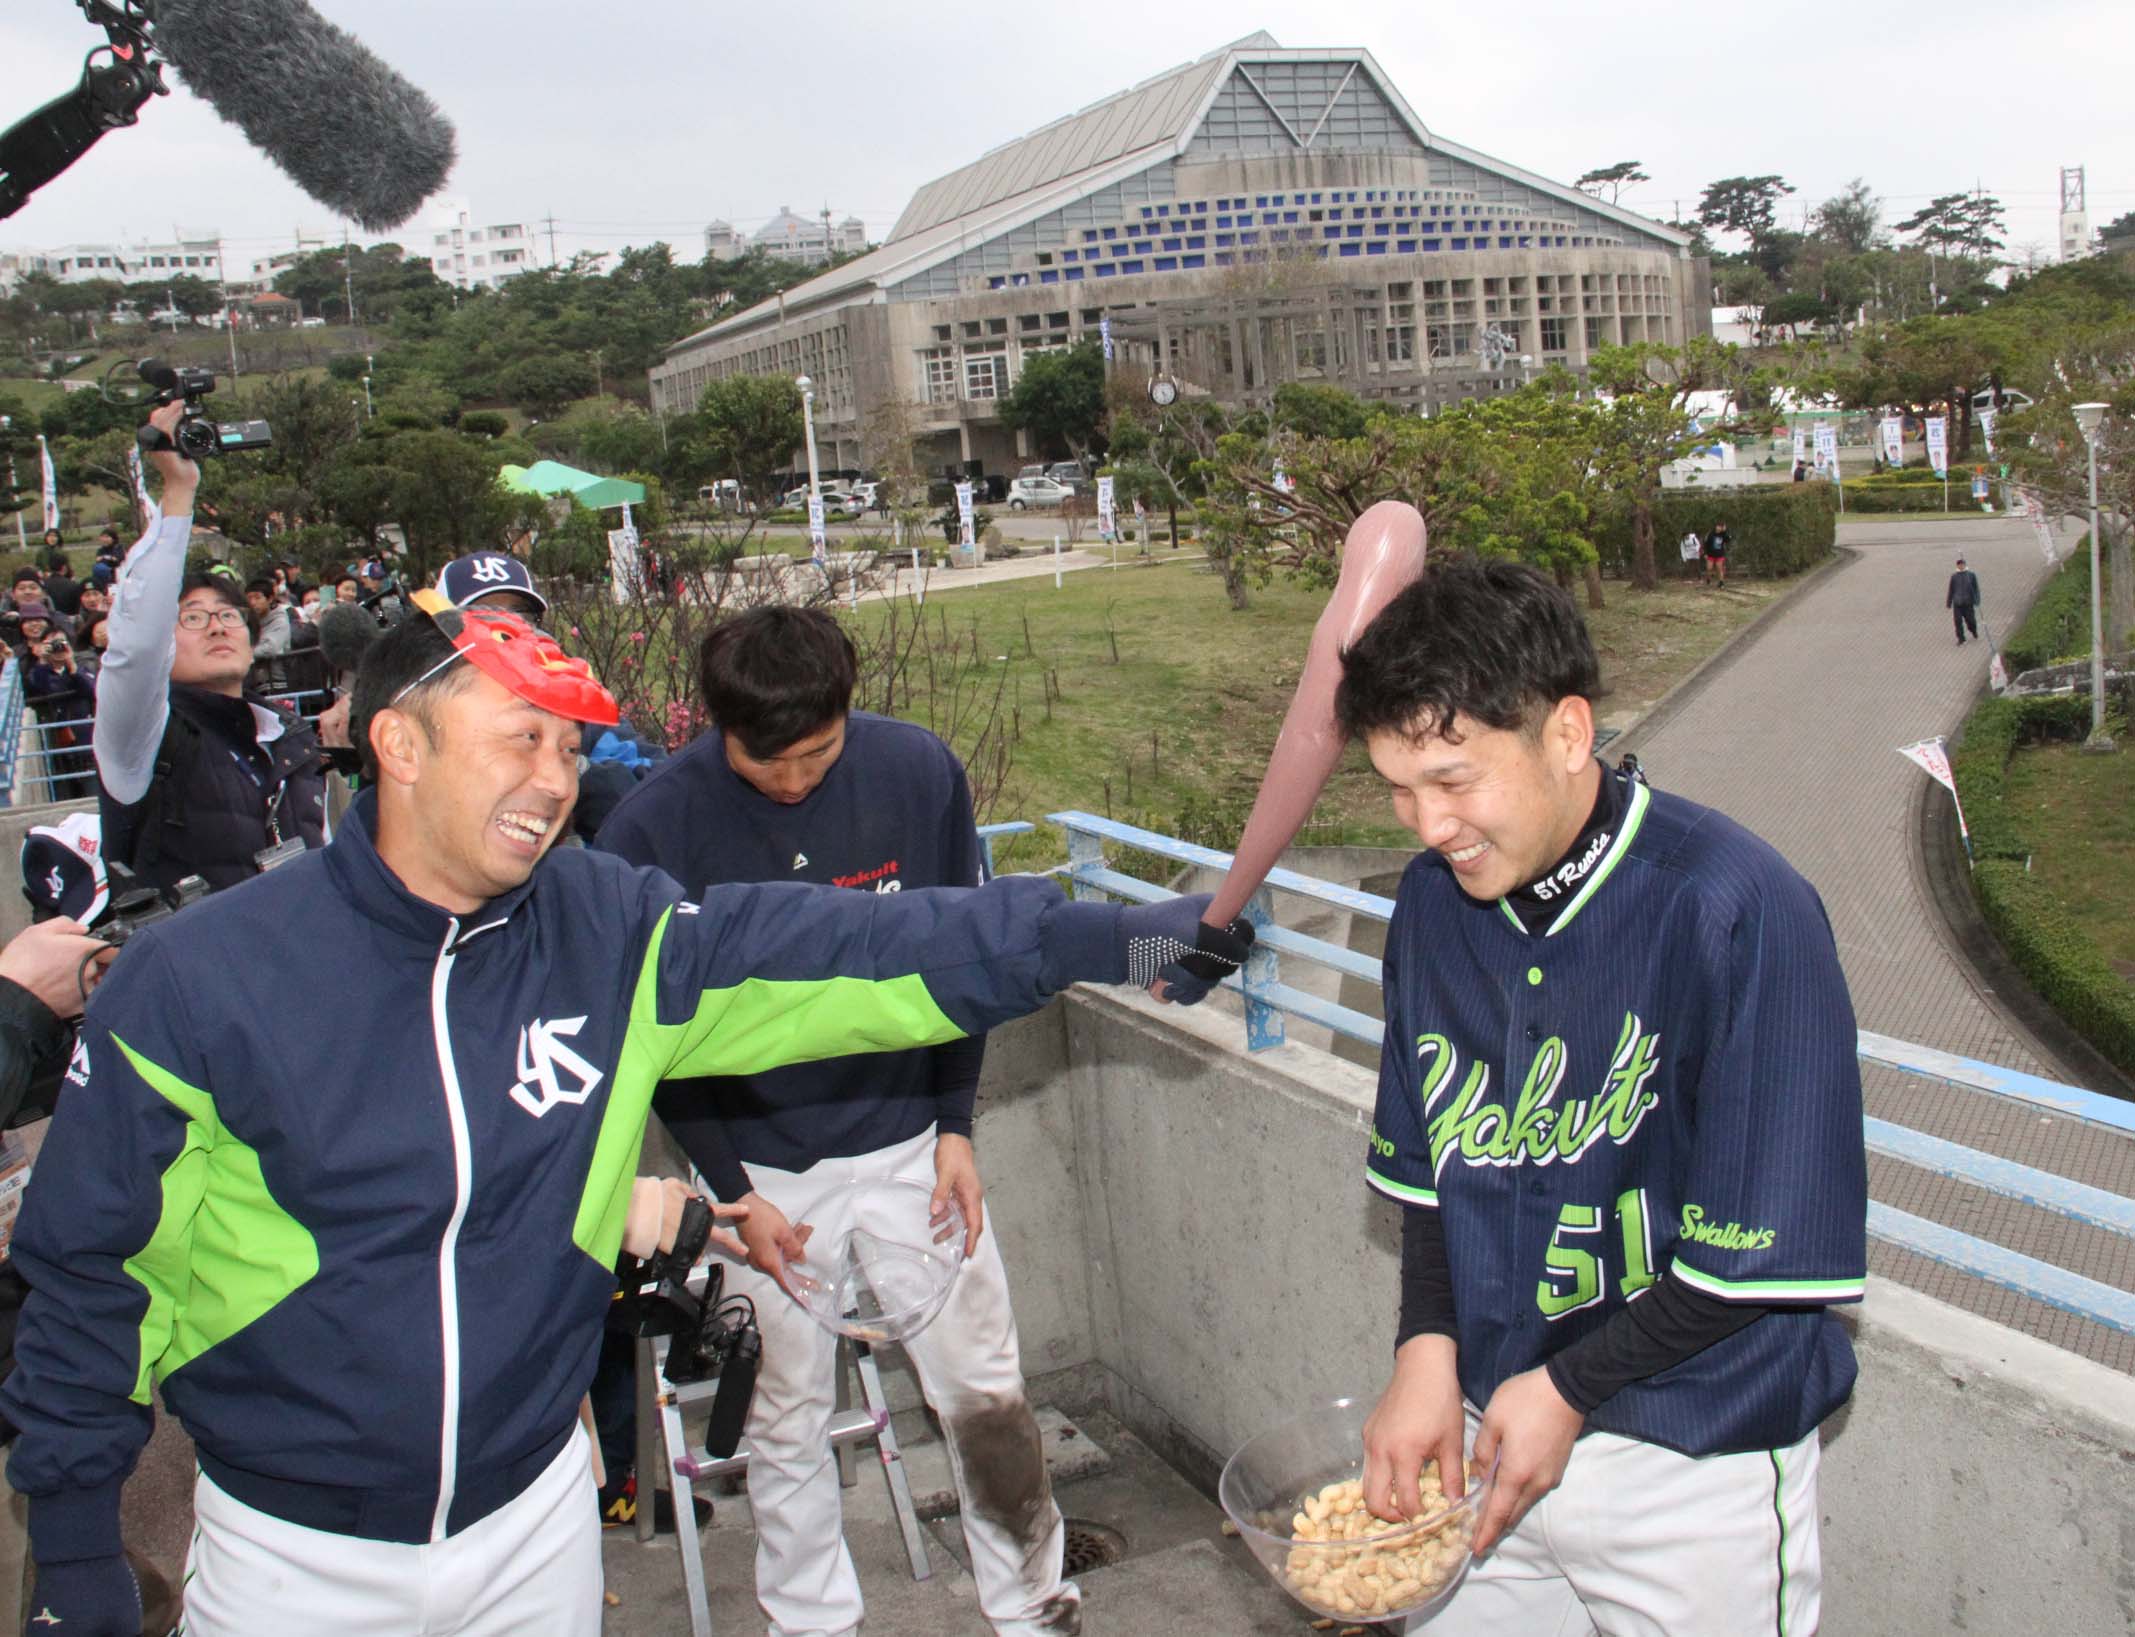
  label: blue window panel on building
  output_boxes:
[1373,224,1391,236]
[1423,239,1441,251]
[1193,201,1208,213]
[1347,225,1365,237]
[1239,231,1260,245]
[1156,204,1170,216]
[1064,249,1079,262]
[1040,270,1059,284]
[1500,237,1514,248]
[1102,227,1117,239]
[1181,254,1205,269]
[1323,227,1341,240]
[1255,195,1268,207]
[1083,230,1098,243]
[1365,242,1386,255]
[1162,238,1181,251]
[1066,268,1084,280]
[1284,211,1300,223]
[989,276,1005,288]
[1094,264,1116,278]
[1217,216,1232,228]
[1520,237,1533,248]
[1398,240,1417,252]
[1310,192,1322,203]
[1155,257,1177,271]
[1186,236,1205,249]
[1215,253,1234,266]
[1339,243,1361,257]
[1118,260,1144,274]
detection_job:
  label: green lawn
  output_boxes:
[840,557,1796,867]
[2002,740,2135,975]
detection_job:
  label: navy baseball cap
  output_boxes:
[21,813,109,924]
[436,552,548,617]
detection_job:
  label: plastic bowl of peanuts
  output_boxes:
[1217,1397,1496,1626]
[781,1178,966,1345]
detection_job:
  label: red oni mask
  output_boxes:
[409,588,618,726]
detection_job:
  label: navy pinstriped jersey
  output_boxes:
[1366,774,1868,1456]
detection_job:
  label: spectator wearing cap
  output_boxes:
[75,584,109,621]
[1946,555,1981,646]
[90,399,327,898]
[436,551,548,625]
[359,557,412,624]
[246,576,294,694]
[8,566,46,621]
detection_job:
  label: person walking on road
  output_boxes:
[1947,555,1981,646]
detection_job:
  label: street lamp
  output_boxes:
[361,375,374,419]
[2073,402,2115,751]
[795,374,823,538]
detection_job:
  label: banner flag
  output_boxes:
[606,526,640,605]
[1791,426,1807,470]
[37,435,57,532]
[806,494,826,556]
[1095,474,1116,541]
[1898,736,1972,856]
[1099,316,1113,362]
[1925,416,1948,477]
[1879,416,1904,468]
[1813,421,1838,476]
[1990,651,2009,692]
[955,481,975,548]
[1978,407,1997,455]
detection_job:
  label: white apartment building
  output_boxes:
[428,199,551,290]
[705,207,868,267]
[0,235,226,289]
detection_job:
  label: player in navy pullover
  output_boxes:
[0,594,1249,1636]
[595,608,1076,1635]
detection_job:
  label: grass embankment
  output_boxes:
[847,558,1793,866]
[2002,744,2135,976]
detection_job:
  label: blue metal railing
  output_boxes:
[0,658,23,807]
[1050,810,2135,1338]
[976,821,1033,882]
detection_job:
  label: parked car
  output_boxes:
[1006,477,1073,510]
[1044,461,1086,489]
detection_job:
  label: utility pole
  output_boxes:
[219,235,239,381]
[544,211,560,268]
[342,225,358,330]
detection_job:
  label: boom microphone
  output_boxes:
[147,0,456,231]
[314,600,383,678]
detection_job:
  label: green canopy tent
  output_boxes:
[499,459,647,512]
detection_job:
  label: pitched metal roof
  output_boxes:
[887,32,1275,243]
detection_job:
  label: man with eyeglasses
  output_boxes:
[91,401,326,897]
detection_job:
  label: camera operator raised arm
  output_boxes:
[92,401,325,896]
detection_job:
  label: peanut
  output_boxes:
[1276,1459,1481,1618]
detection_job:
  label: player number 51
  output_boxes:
[1536,1188,1656,1319]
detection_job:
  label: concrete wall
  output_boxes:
[979,984,2135,1637]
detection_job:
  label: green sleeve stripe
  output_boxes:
[111,1035,318,1399]
[570,921,675,1264]
[1366,1169,1439,1207]
[1670,1258,1865,1302]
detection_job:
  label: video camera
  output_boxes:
[96,860,209,947]
[134,358,273,462]
[609,1196,761,1459]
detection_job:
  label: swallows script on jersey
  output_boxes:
[1423,1012,1663,1179]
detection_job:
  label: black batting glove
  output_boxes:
[1119,892,1256,1005]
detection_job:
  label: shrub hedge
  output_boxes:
[1999,543,2093,675]
[1950,691,2135,1075]
[1596,484,1837,580]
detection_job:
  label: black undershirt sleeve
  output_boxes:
[1543,1273,1768,1415]
[1394,1205,1459,1349]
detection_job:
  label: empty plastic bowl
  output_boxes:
[1218,1397,1496,1626]
[782,1178,966,1344]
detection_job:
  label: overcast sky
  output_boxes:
[2,1,2126,267]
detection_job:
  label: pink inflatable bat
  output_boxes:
[1206,500,1428,928]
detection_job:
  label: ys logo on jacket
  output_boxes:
[508,1016,605,1118]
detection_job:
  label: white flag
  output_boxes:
[806,494,826,554]
[1978,407,1997,455]
[1099,316,1113,362]
[955,480,975,548]
[1791,426,1806,470]
[1897,737,1955,795]
[1990,651,2009,692]
[1095,475,1116,541]
[606,526,641,605]
[1813,422,1838,476]
[1879,416,1904,468]
[36,435,57,532]
[1272,457,1292,495]
[1925,416,1948,477]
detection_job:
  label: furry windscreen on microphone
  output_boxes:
[152,0,456,230]
[314,599,384,676]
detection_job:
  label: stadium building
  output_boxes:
[651,32,1710,482]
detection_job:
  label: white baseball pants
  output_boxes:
[723,1127,1079,1637]
[1411,1423,1822,1637]
[178,1428,602,1635]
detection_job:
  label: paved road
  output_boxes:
[1618,516,2134,1369]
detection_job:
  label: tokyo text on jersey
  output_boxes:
[1365,775,1868,1456]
